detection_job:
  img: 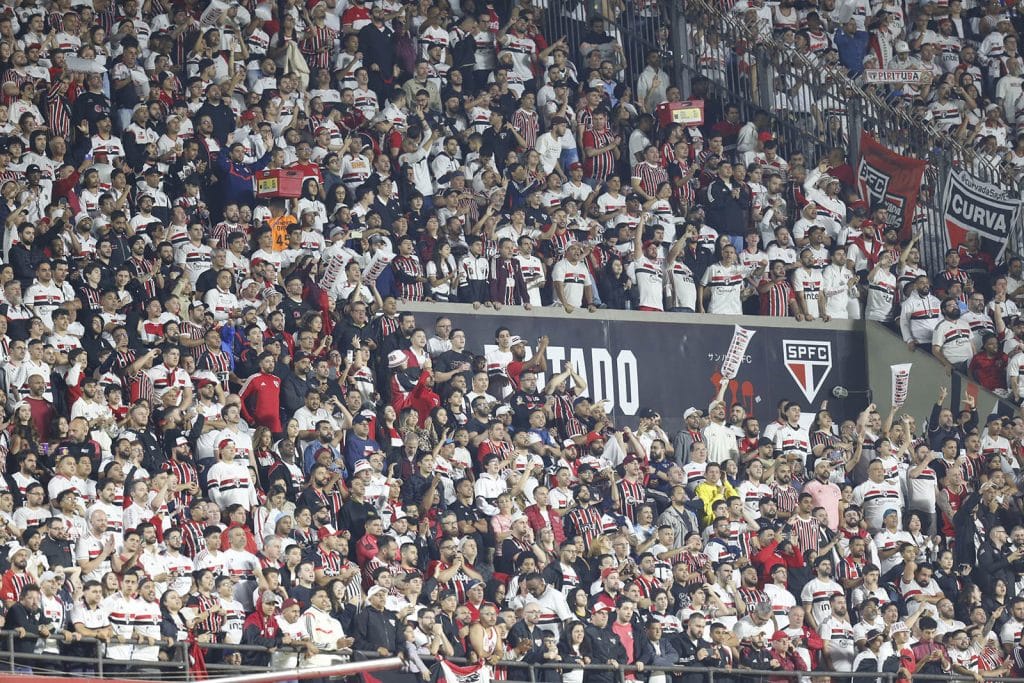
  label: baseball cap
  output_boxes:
[890,621,910,635]
[317,525,344,540]
[771,631,790,642]
[281,598,301,610]
[262,590,282,606]
[353,459,372,474]
[683,407,701,419]
[592,602,613,614]
[508,335,526,347]
[367,586,388,600]
[388,350,407,368]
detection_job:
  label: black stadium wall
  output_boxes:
[400,304,869,432]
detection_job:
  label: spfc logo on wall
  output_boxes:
[782,340,833,403]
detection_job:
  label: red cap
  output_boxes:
[217,438,234,451]
[758,131,774,142]
[585,431,605,445]
[281,598,301,610]
[642,240,656,250]
[318,525,344,540]
[601,567,618,582]
[771,631,790,642]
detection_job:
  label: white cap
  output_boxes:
[894,40,910,53]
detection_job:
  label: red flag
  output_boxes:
[856,132,927,240]
[188,632,208,680]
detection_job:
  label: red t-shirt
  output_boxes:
[968,351,1008,392]
[25,396,54,442]
[506,360,525,390]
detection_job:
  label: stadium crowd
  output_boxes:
[0,0,1020,682]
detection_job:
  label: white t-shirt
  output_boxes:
[700,263,746,315]
[628,257,664,310]
[551,259,591,307]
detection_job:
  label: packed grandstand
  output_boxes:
[0,0,1018,681]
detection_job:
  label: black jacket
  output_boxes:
[705,179,751,236]
[682,244,716,284]
[583,623,627,683]
[6,602,51,654]
[352,606,404,653]
[977,539,1024,595]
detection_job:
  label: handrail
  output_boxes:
[0,630,1022,683]
[682,0,1008,184]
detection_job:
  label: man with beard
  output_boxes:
[900,275,942,351]
[934,248,972,300]
[676,612,716,683]
[338,477,377,551]
[565,484,604,549]
[431,536,484,600]
[655,484,700,543]
[673,406,705,464]
[507,335,548,392]
[584,602,626,683]
[800,557,844,630]
[161,527,195,598]
[932,296,975,375]
[803,459,842,531]
[819,593,855,675]
[298,463,342,525]
[0,546,36,607]
[137,522,173,594]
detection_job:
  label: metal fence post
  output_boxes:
[97,639,104,678]
[184,641,192,682]
[754,45,773,110]
[847,94,863,167]
[7,632,12,674]
[669,0,688,98]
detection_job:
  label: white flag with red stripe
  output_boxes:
[439,659,491,683]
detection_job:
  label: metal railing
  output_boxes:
[666,0,1024,272]
[0,629,1021,683]
[0,629,354,680]
[541,0,665,89]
